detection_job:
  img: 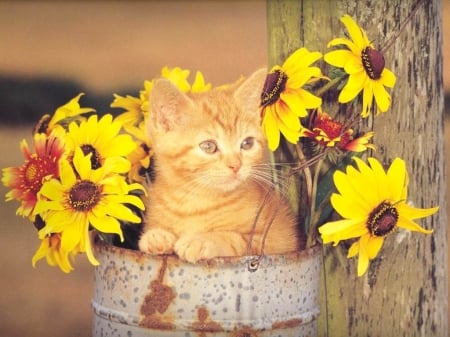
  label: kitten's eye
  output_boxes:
[199,140,218,154]
[241,137,255,150]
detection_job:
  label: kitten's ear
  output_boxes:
[233,68,267,115]
[149,78,193,132]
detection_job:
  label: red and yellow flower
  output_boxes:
[2,131,66,217]
[304,109,375,152]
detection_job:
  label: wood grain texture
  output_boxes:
[267,0,447,336]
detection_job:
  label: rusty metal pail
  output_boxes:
[91,238,321,337]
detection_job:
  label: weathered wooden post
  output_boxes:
[267,0,447,336]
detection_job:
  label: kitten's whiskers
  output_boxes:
[250,163,293,196]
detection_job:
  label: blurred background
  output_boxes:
[0,1,448,336]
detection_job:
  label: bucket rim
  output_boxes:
[92,232,321,268]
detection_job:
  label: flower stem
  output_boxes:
[315,76,345,97]
[294,143,312,209]
[307,156,325,247]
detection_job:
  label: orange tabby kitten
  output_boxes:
[138,69,301,263]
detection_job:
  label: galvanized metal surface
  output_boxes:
[92,237,321,337]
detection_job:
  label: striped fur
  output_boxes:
[138,69,301,263]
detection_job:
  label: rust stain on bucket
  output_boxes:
[140,256,176,329]
[191,306,223,335]
[92,237,321,337]
[231,326,260,337]
[271,318,303,329]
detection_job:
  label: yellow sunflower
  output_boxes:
[111,80,151,140]
[32,232,76,273]
[260,47,323,151]
[34,93,95,134]
[160,66,212,93]
[34,147,145,268]
[66,114,136,173]
[324,15,396,117]
[111,93,147,139]
[190,70,212,93]
[161,66,191,92]
[318,157,437,276]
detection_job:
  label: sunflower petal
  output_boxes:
[296,89,322,110]
[340,15,370,51]
[366,236,384,259]
[397,215,434,234]
[352,157,381,204]
[73,147,92,179]
[275,100,301,130]
[318,218,367,244]
[355,235,370,276]
[324,50,354,68]
[381,68,396,88]
[338,71,366,103]
[361,79,374,117]
[372,81,392,113]
[38,179,64,202]
[344,56,364,75]
[89,213,124,240]
[283,48,322,72]
[191,71,212,93]
[397,203,439,221]
[83,227,100,266]
[386,158,407,201]
[287,67,322,88]
[262,108,281,151]
[367,157,389,199]
[278,120,301,144]
[102,157,132,174]
[330,193,369,219]
[326,38,356,52]
[60,222,84,254]
[357,248,369,276]
[347,241,359,258]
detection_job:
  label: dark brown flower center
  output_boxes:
[68,180,101,212]
[260,70,288,107]
[361,47,385,80]
[141,142,151,154]
[367,201,398,236]
[33,214,46,231]
[80,144,102,169]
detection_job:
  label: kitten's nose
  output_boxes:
[228,163,241,173]
[227,158,241,173]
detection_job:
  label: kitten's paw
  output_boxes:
[174,234,235,263]
[138,228,177,255]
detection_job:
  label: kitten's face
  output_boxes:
[188,102,266,192]
[149,69,269,193]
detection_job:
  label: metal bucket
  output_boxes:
[92,237,321,337]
